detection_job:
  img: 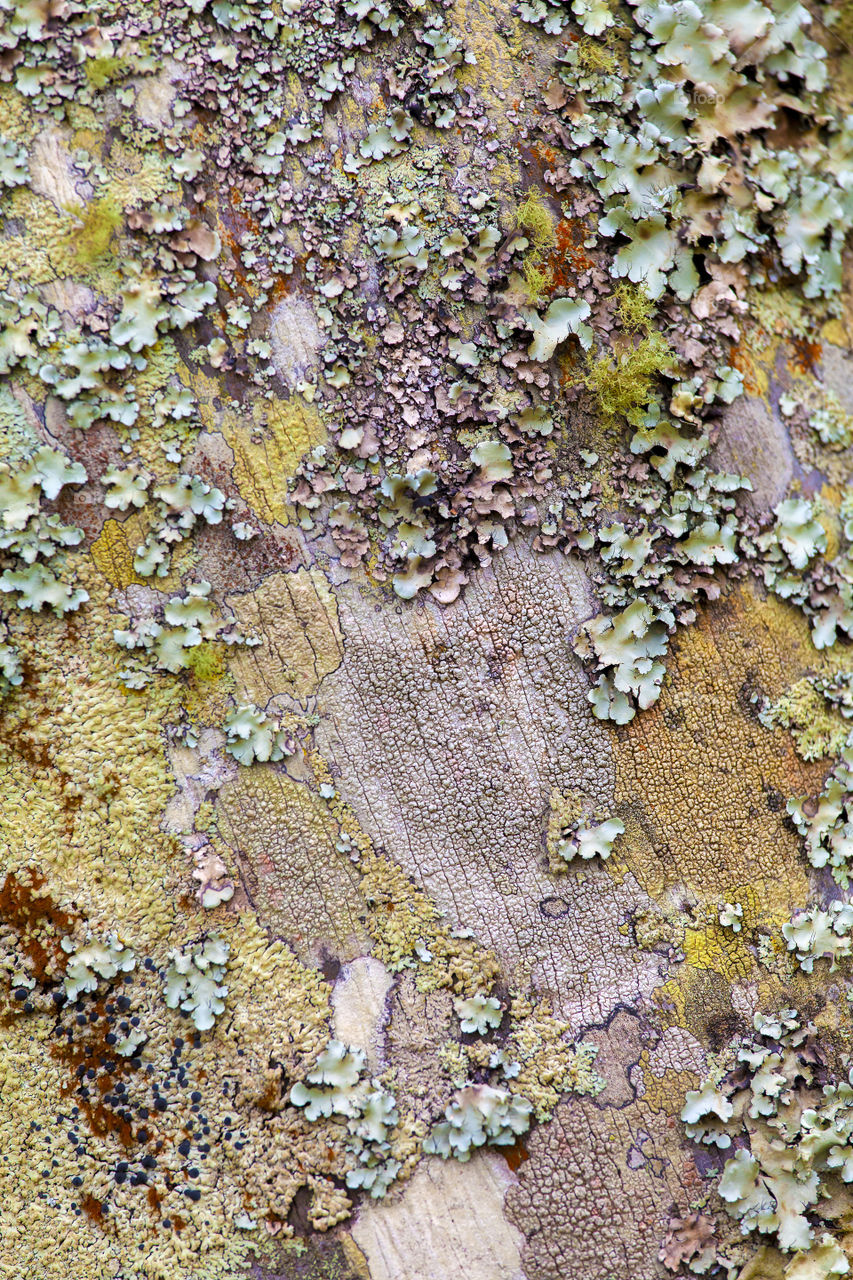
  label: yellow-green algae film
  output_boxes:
[3,1,853,1278]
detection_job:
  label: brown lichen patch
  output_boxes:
[613,580,832,912]
[384,976,456,1098]
[506,1092,694,1280]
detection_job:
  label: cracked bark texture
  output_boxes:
[3,2,853,1279]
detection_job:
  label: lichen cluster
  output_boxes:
[1,0,853,1276]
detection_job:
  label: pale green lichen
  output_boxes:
[163,933,230,1031]
[527,296,593,360]
[683,1011,853,1268]
[524,0,853,302]
[290,1040,367,1119]
[455,992,503,1034]
[115,581,254,679]
[781,902,853,973]
[61,931,136,1000]
[423,1084,533,1160]
[719,901,743,933]
[787,747,853,889]
[222,702,296,765]
[290,1041,403,1199]
[759,676,853,761]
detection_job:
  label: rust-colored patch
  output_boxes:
[790,335,822,376]
[268,274,294,304]
[256,1075,282,1112]
[503,1136,530,1172]
[50,991,141,1148]
[547,217,594,290]
[528,141,559,171]
[726,339,764,397]
[81,1193,104,1224]
[0,870,76,983]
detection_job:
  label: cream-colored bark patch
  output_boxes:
[332,957,393,1068]
[227,567,344,704]
[352,1152,525,1280]
[269,296,324,386]
[711,394,793,511]
[134,62,181,126]
[29,130,79,208]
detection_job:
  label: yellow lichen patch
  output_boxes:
[821,317,850,347]
[219,396,327,527]
[613,581,832,912]
[0,896,350,1277]
[226,567,343,704]
[637,1057,700,1116]
[183,363,222,434]
[682,921,752,985]
[0,185,80,285]
[763,675,851,761]
[215,764,369,961]
[90,517,146,589]
[0,578,184,947]
[90,512,187,594]
[102,140,176,205]
[0,566,391,1277]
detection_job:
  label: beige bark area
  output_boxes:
[351,1152,526,1280]
[332,957,394,1070]
[314,544,668,1025]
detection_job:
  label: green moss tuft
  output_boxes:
[184,641,227,685]
[583,331,676,421]
[521,258,553,301]
[574,35,618,75]
[613,282,656,332]
[83,56,129,91]
[516,189,557,301]
[515,189,556,256]
[64,196,122,268]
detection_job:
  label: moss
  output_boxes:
[583,330,676,421]
[82,56,130,91]
[516,188,557,300]
[64,195,123,269]
[521,258,554,301]
[575,37,618,75]
[613,282,656,332]
[516,189,556,256]
[184,641,228,685]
